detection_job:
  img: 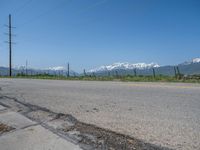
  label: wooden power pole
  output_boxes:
[5,14,15,77]
[9,14,12,77]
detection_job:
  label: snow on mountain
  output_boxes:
[192,58,200,63]
[180,58,200,65]
[46,66,77,75]
[47,66,66,71]
[88,62,160,73]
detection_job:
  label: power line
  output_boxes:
[17,0,108,28]
[78,0,108,14]
[18,0,70,28]
[11,0,33,15]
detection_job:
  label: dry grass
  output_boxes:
[0,123,14,134]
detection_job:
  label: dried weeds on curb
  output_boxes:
[0,123,14,134]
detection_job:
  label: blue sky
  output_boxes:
[0,0,200,72]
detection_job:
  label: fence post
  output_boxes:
[153,68,156,78]
[174,66,177,78]
[115,70,118,78]
[67,63,70,77]
[83,69,86,76]
[176,66,182,79]
[134,69,137,76]
[176,66,180,75]
[92,72,95,77]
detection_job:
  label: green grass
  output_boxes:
[1,73,199,83]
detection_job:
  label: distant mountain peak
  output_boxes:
[192,58,200,63]
[46,66,77,75]
[180,58,200,65]
[47,66,66,71]
[88,62,159,73]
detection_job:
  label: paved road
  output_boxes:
[0,78,200,149]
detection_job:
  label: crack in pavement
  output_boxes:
[0,94,173,150]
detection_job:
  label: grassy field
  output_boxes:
[1,73,199,83]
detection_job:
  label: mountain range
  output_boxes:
[87,58,200,76]
[0,66,77,76]
[88,62,160,73]
[0,58,200,76]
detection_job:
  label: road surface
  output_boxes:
[0,78,200,149]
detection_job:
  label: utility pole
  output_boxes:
[5,14,15,76]
[9,14,12,77]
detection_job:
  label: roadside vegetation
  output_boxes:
[1,73,199,83]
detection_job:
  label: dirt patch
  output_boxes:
[0,123,14,134]
[58,115,171,150]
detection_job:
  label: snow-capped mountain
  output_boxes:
[88,62,159,73]
[0,65,78,76]
[180,58,200,65]
[1,58,200,76]
[45,66,78,76]
[191,58,200,63]
[47,66,66,71]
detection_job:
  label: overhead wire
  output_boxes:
[18,0,108,28]
[17,0,71,28]
[11,0,33,16]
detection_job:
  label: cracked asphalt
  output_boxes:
[0,78,200,149]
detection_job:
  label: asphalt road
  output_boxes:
[0,78,200,149]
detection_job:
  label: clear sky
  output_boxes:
[0,0,200,72]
